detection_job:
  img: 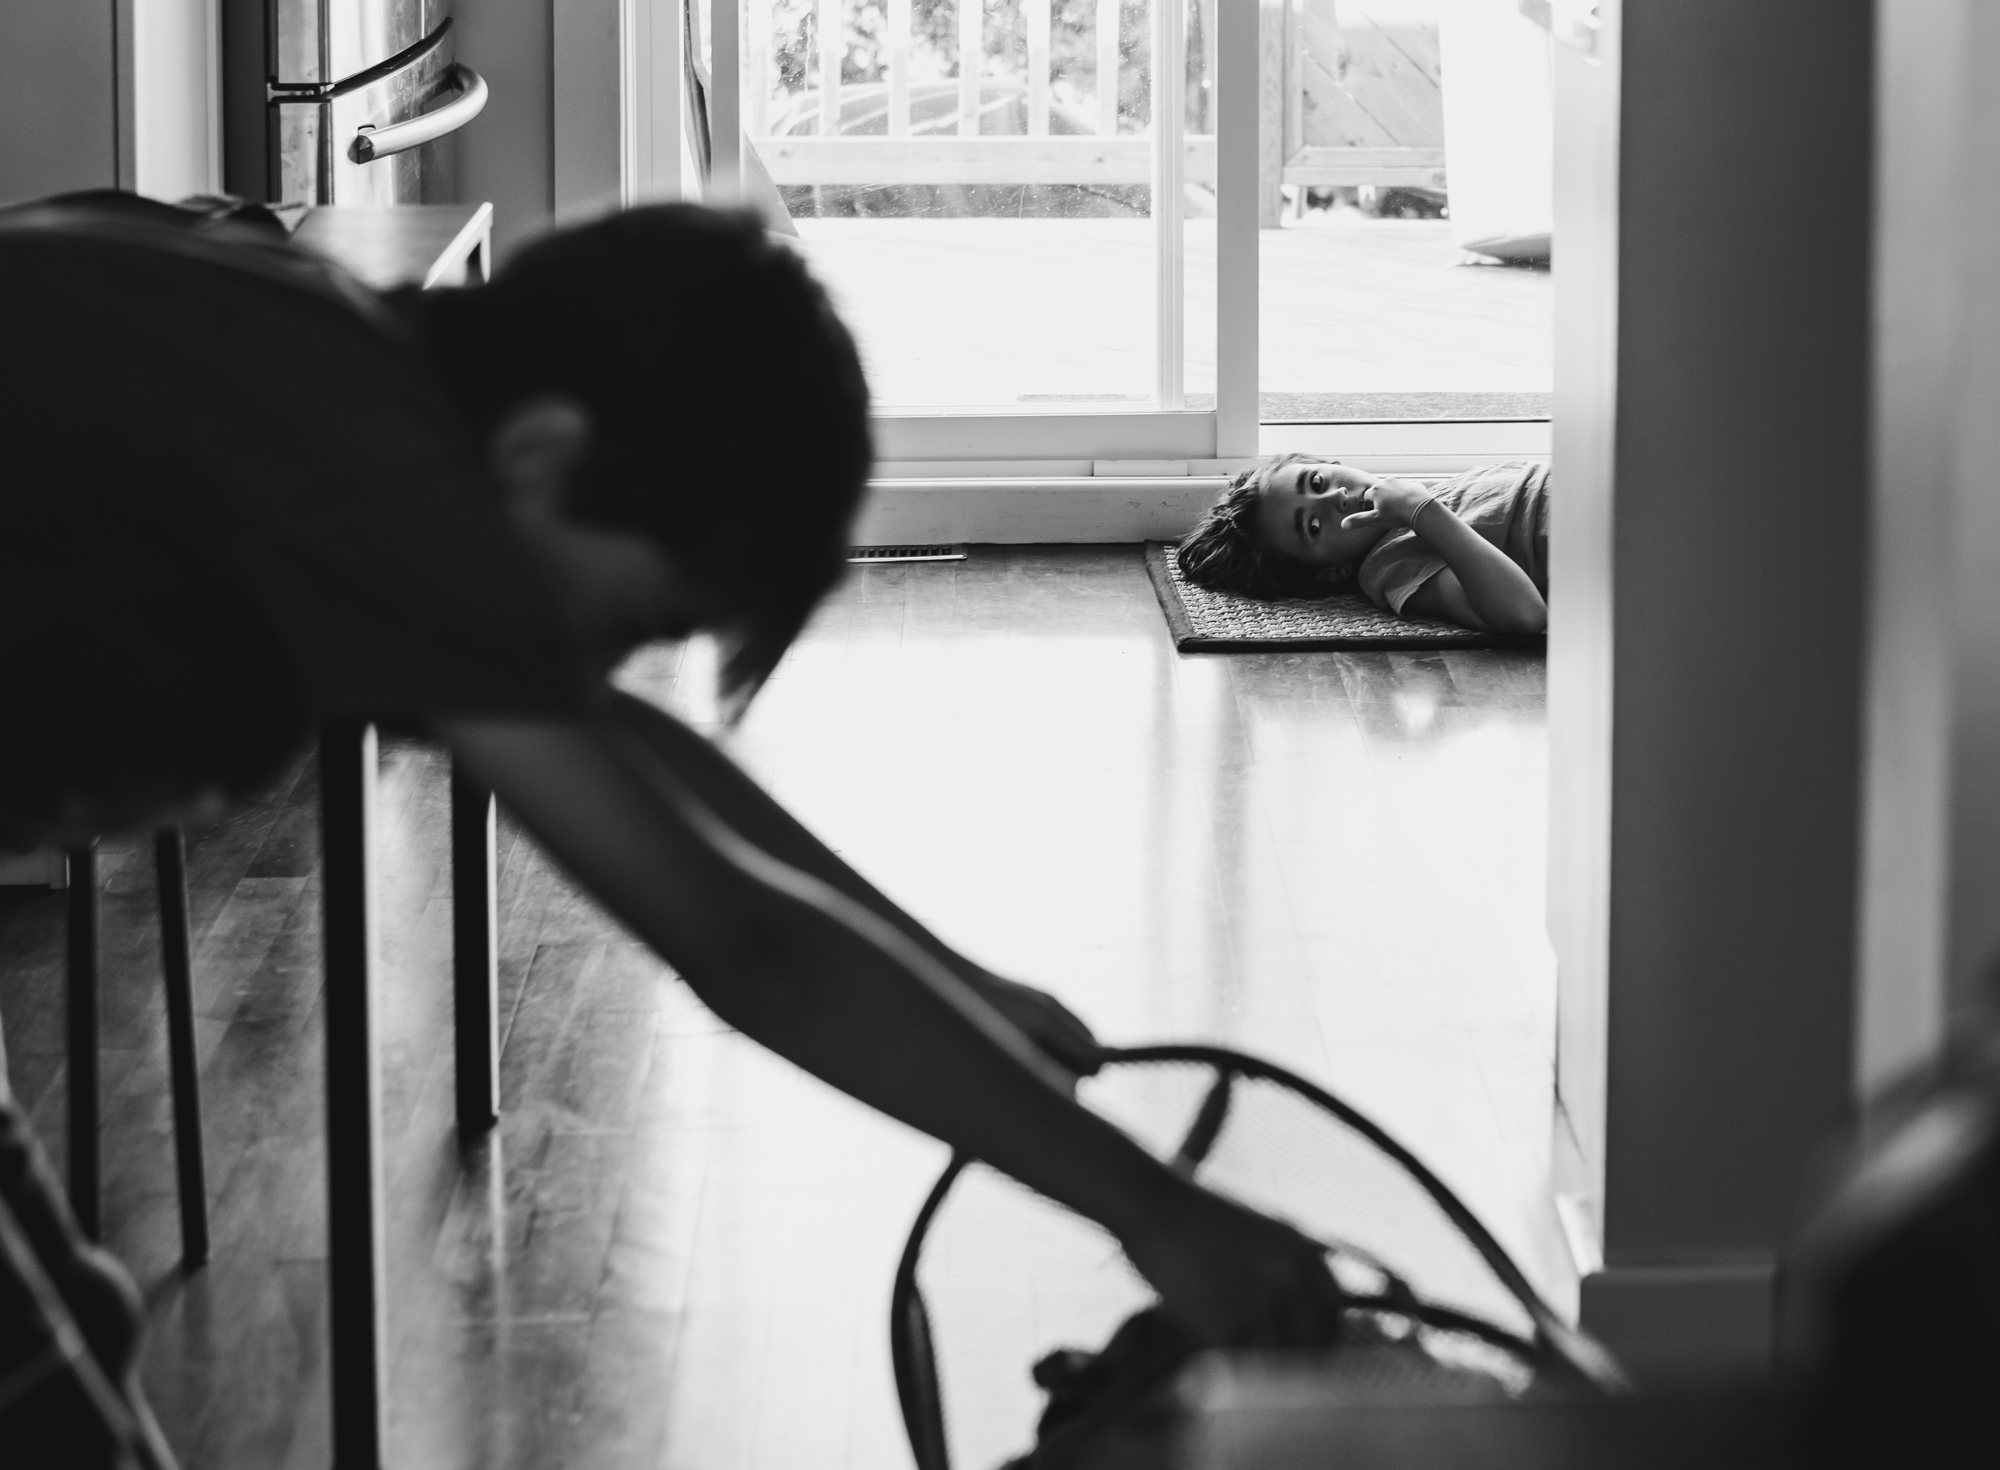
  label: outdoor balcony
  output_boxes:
[712,0,1553,416]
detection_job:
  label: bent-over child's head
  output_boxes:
[1177,455,1391,597]
[418,205,871,709]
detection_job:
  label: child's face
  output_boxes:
[1253,461,1394,573]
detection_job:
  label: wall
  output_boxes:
[0,0,218,208]
[134,0,220,201]
[627,0,686,203]
[460,0,683,253]
[1859,0,2000,1089]
[554,0,624,222]
[1937,5,2000,1026]
[0,3,124,205]
[1550,0,1874,1377]
[455,0,557,257]
[1855,0,1963,1092]
[1604,0,1869,1358]
[1546,0,1619,1215]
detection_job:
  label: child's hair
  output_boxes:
[1176,453,1344,598]
[419,205,872,711]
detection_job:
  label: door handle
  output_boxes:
[349,63,489,164]
[269,19,453,104]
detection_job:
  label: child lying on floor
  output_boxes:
[1177,457,1550,635]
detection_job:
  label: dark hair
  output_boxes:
[1176,454,1346,598]
[420,205,872,710]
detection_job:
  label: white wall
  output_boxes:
[625,0,684,205]
[0,2,122,205]
[1855,0,1964,1093]
[460,0,681,259]
[1546,0,1619,1222]
[1941,5,2000,1028]
[555,0,624,222]
[1858,0,2000,1092]
[133,0,220,201]
[554,0,686,220]
[1549,0,1873,1378]
[0,0,217,206]
[456,0,558,258]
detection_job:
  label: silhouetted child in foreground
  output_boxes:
[1178,457,1550,635]
[0,195,1345,1446]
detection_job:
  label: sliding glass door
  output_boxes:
[703,0,1251,463]
[689,0,1550,467]
[1261,0,1553,426]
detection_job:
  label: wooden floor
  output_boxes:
[0,547,1560,1469]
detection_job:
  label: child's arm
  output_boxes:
[438,708,1349,1348]
[1345,478,1547,634]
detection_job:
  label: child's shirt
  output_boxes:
[1357,461,1551,616]
[0,194,592,843]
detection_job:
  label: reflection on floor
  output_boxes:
[0,547,1559,1469]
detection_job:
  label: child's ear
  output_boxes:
[492,396,594,519]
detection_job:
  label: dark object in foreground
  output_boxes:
[1173,1005,2000,1469]
[1009,1308,1197,1470]
[1181,1366,1792,1470]
[63,831,211,1266]
[0,1096,177,1468]
[891,1044,1620,1470]
[1144,544,1544,652]
[972,995,2000,1469]
[1778,994,2000,1470]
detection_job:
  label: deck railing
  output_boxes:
[738,0,1446,200]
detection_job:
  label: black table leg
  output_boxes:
[66,841,100,1242]
[154,827,210,1267]
[321,724,386,1470]
[449,764,499,1137]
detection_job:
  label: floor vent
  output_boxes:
[848,544,968,563]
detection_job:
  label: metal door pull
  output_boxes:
[267,18,454,105]
[350,63,489,164]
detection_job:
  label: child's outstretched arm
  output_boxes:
[438,707,1348,1348]
[1345,478,1547,634]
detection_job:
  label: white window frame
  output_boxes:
[621,0,1551,538]
[624,0,688,206]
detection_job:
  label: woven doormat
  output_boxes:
[1145,542,1537,651]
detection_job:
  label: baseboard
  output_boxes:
[1579,1258,1776,1383]
[851,477,1229,545]
[853,434,1554,543]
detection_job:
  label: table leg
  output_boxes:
[65,841,100,1242]
[154,828,210,1267]
[320,724,385,1470]
[450,764,500,1136]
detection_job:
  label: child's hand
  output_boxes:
[1121,1175,1348,1347]
[1342,476,1435,532]
[971,972,1104,1077]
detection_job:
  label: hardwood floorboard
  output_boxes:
[239,757,324,882]
[0,546,1556,1468]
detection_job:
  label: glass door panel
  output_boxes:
[1260,0,1553,423]
[1177,0,1216,410]
[729,0,1213,415]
